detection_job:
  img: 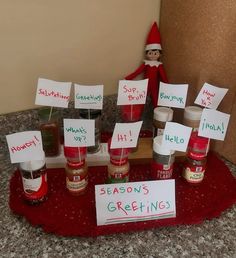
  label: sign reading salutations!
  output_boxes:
[35,78,72,108]
[194,82,228,109]
[6,131,43,163]
[110,121,143,149]
[117,79,148,105]
[198,109,230,141]
[74,84,104,110]
[158,82,188,108]
[64,119,95,147]
[95,180,176,225]
[162,122,192,152]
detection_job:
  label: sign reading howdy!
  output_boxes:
[74,84,104,110]
[6,131,43,163]
[117,79,148,105]
[95,180,176,225]
[63,119,95,147]
[35,78,72,108]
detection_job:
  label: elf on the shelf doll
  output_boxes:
[125,22,168,107]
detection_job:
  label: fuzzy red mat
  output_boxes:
[9,152,236,237]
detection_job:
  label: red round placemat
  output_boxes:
[9,152,236,237]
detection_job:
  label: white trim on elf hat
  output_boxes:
[145,22,162,51]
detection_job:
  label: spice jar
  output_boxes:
[19,151,48,205]
[121,104,144,122]
[107,139,130,183]
[182,132,209,184]
[38,108,61,157]
[64,146,88,196]
[151,135,175,180]
[183,106,203,131]
[79,109,101,154]
[153,107,173,137]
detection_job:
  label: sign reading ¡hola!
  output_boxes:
[95,180,176,225]
[6,131,43,163]
[35,78,72,108]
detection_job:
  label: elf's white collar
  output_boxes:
[144,60,162,67]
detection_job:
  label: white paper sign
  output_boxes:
[95,180,176,225]
[110,121,143,149]
[74,84,104,109]
[194,82,228,109]
[198,109,230,141]
[162,122,192,152]
[6,131,43,163]
[63,119,95,147]
[158,82,189,108]
[117,79,148,105]
[35,78,72,108]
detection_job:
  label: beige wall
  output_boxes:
[0,0,161,114]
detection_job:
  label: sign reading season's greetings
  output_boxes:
[198,109,230,141]
[74,84,104,110]
[95,180,176,225]
[63,119,95,147]
[194,83,228,109]
[6,131,43,163]
[110,121,143,149]
[35,78,72,108]
[117,79,148,105]
[162,122,192,152]
[158,82,188,108]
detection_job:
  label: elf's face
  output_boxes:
[146,50,160,61]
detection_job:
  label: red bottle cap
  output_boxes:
[188,132,209,159]
[64,146,87,159]
[107,138,130,157]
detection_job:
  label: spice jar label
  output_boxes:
[151,163,173,180]
[183,165,205,183]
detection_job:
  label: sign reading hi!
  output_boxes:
[95,180,176,225]
[6,131,43,163]
[35,78,72,108]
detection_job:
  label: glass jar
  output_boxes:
[153,107,173,137]
[19,151,48,205]
[120,104,144,122]
[151,135,175,180]
[79,109,101,154]
[183,106,203,131]
[38,107,61,157]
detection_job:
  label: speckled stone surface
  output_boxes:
[0,96,236,257]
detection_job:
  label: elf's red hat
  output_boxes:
[145,22,162,51]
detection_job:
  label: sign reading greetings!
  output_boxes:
[95,180,176,225]
[117,79,148,105]
[35,78,72,108]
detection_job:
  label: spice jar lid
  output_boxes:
[153,136,175,155]
[19,151,46,171]
[64,146,87,158]
[153,107,173,122]
[188,131,209,151]
[184,106,203,121]
[107,138,130,157]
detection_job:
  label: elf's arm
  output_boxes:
[125,63,146,80]
[159,64,168,83]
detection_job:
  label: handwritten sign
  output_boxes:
[74,84,104,109]
[95,180,176,225]
[162,122,192,152]
[6,131,43,163]
[158,82,188,108]
[198,109,230,141]
[117,79,148,105]
[194,82,228,109]
[63,119,95,147]
[35,78,72,108]
[110,121,143,149]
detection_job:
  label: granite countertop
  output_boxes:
[0,151,236,258]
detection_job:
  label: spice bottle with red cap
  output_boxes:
[151,135,175,180]
[64,146,88,196]
[182,132,209,184]
[107,139,130,184]
[19,151,48,205]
